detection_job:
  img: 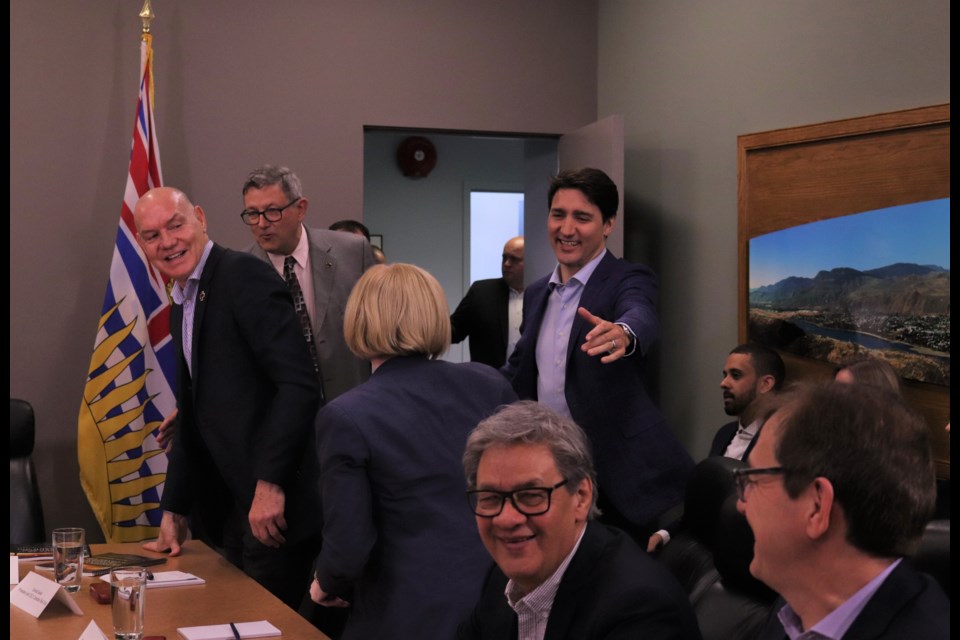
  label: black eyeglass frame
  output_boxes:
[467,479,569,518]
[240,197,302,225]
[732,466,786,501]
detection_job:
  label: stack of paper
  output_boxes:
[176,621,281,639]
[101,570,205,588]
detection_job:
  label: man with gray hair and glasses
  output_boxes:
[242,164,375,402]
[459,401,701,640]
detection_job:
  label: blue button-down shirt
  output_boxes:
[535,250,607,418]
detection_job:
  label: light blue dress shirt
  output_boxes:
[170,240,214,378]
[535,250,607,418]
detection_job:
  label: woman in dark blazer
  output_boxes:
[309,263,518,640]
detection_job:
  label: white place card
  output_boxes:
[79,619,110,640]
[9,570,84,618]
[10,555,19,585]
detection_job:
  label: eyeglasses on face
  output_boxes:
[467,479,569,517]
[732,466,785,502]
[240,197,301,225]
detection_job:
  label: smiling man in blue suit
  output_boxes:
[502,167,693,541]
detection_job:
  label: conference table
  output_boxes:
[11,540,330,639]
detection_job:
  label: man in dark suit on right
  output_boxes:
[459,401,701,640]
[502,167,693,541]
[740,383,949,639]
[450,236,524,368]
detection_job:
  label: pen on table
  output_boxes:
[229,621,242,639]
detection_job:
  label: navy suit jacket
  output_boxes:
[503,252,694,530]
[450,277,511,368]
[248,226,374,401]
[758,560,949,639]
[162,244,321,545]
[314,355,518,640]
[459,522,702,640]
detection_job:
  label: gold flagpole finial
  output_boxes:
[139,0,155,35]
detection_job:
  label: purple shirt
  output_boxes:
[777,558,901,639]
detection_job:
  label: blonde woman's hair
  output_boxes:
[344,263,451,360]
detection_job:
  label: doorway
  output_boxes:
[363,128,557,362]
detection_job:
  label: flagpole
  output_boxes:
[139,1,155,119]
[140,0,154,34]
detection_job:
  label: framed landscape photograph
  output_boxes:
[748,199,949,386]
[738,104,950,477]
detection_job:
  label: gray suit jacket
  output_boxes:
[247,226,375,401]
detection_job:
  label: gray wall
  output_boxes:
[10,0,950,540]
[598,0,950,456]
[10,0,598,541]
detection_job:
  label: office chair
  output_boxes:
[11,398,46,544]
[656,456,777,640]
[910,518,950,598]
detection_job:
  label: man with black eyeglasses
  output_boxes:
[738,383,948,639]
[459,401,701,640]
[242,164,375,402]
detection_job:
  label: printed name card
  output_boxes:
[80,619,110,640]
[9,570,84,617]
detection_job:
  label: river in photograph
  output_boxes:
[790,319,950,363]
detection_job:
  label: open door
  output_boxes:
[523,115,625,284]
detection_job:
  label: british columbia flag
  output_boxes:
[78,32,176,543]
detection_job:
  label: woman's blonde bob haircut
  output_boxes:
[344,263,451,360]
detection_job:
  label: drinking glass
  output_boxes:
[51,527,85,593]
[111,566,147,640]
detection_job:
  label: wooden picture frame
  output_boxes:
[737,104,950,478]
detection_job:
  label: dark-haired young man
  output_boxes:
[502,167,693,542]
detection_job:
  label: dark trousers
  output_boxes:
[217,507,318,609]
[209,508,349,638]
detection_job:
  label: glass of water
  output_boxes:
[51,527,85,592]
[111,566,148,640]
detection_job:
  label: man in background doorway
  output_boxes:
[451,236,524,369]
